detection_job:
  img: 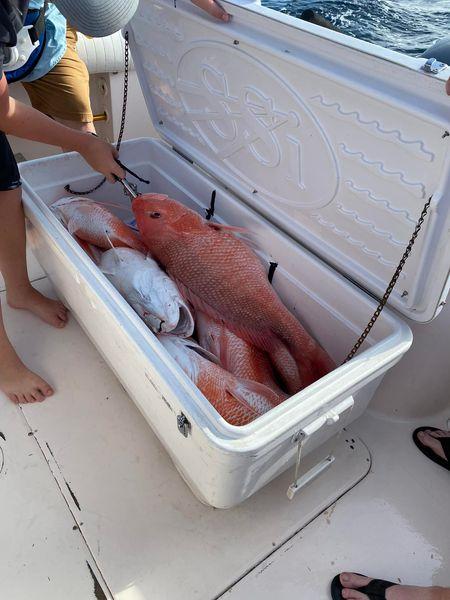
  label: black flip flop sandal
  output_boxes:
[331,573,396,599]
[413,427,450,472]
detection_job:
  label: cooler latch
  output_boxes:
[177,413,191,437]
[287,395,354,499]
[421,57,447,74]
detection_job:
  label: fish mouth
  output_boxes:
[169,304,195,338]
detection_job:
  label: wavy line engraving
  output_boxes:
[345,181,416,224]
[310,212,406,276]
[336,204,405,246]
[339,144,426,198]
[311,95,435,162]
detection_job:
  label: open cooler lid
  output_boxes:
[127,0,450,322]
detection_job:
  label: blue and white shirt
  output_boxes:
[20,0,66,82]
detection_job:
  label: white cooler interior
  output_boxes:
[23,140,409,353]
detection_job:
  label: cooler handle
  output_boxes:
[287,395,354,500]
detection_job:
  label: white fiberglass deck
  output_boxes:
[1,258,449,599]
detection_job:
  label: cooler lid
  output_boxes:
[127,0,450,322]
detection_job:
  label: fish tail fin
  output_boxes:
[269,337,306,394]
[227,377,280,416]
[270,309,335,388]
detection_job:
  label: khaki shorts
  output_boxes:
[22,27,93,123]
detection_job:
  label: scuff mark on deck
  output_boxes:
[65,481,81,511]
[325,502,337,525]
[86,561,108,600]
[0,431,6,441]
[256,561,273,577]
[45,442,55,458]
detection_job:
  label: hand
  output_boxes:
[75,135,125,183]
[190,0,230,21]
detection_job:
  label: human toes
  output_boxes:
[340,574,372,589]
[427,429,449,438]
[342,589,368,599]
[26,389,45,403]
[30,389,46,402]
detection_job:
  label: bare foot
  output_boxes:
[7,286,68,329]
[0,344,53,403]
[417,430,449,463]
[338,573,447,600]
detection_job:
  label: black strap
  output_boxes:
[29,0,47,44]
[357,578,396,598]
[441,437,450,462]
[205,190,216,220]
[268,262,278,284]
[116,159,150,185]
[64,158,150,195]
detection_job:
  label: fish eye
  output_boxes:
[150,211,161,219]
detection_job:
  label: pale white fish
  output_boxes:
[99,247,194,337]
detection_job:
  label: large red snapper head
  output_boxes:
[132,195,204,246]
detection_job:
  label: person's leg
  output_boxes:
[0,186,67,327]
[0,293,54,403]
[337,573,450,600]
[0,132,68,402]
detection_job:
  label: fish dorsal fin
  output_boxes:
[207,223,248,234]
[207,222,262,254]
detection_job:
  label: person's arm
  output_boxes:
[191,0,230,21]
[0,75,124,182]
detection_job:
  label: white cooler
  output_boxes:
[19,0,450,508]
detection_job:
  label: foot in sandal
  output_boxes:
[413,427,450,471]
[331,573,450,600]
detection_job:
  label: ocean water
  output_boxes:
[261,0,449,56]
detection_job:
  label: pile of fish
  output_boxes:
[51,194,335,426]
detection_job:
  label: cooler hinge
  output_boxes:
[421,57,448,74]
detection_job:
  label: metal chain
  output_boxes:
[343,195,432,364]
[116,30,129,152]
[64,31,130,196]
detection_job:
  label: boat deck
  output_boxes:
[1,258,449,600]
